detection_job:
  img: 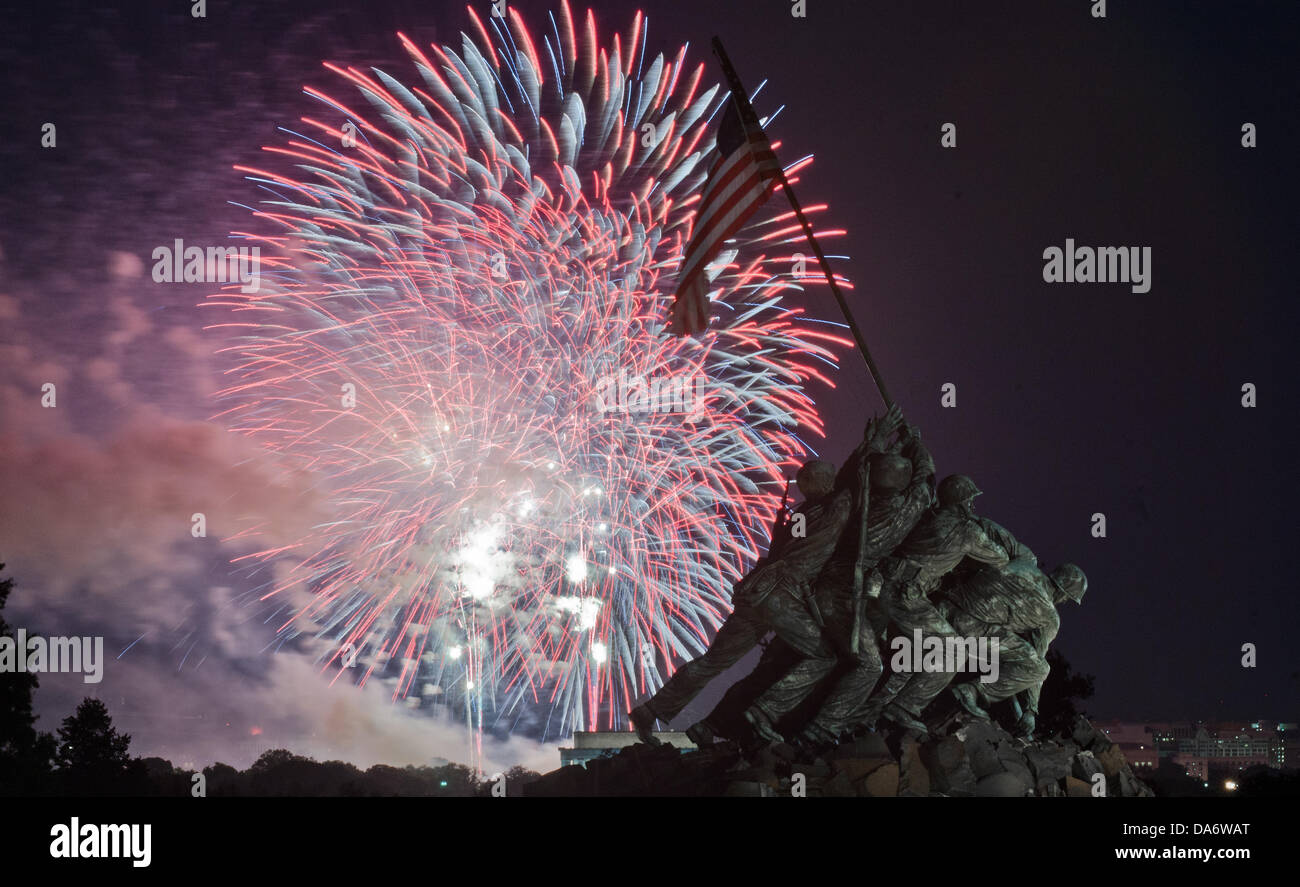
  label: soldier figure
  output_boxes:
[863,474,1010,734]
[628,454,857,743]
[700,408,936,746]
[941,561,1088,737]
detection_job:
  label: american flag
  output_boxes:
[668,93,782,336]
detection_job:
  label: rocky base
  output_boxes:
[524,715,1154,797]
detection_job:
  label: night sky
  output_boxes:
[1,0,1295,771]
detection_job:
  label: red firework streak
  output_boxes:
[207,8,868,742]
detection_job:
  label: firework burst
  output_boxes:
[206,3,850,743]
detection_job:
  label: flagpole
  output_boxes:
[711,37,894,410]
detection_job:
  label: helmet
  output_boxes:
[868,453,913,492]
[937,474,982,507]
[1050,563,1087,603]
[796,459,836,500]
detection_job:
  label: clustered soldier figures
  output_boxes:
[627,407,902,745]
[629,407,1087,751]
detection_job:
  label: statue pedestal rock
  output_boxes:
[524,714,1154,797]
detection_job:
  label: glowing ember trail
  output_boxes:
[205,3,852,747]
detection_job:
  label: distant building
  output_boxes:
[1104,719,1297,778]
[1096,720,1151,745]
[1116,742,1158,769]
[1094,721,1159,768]
[1276,724,1300,769]
[1182,725,1272,772]
[1148,722,1198,760]
[1172,755,1210,781]
[559,730,696,768]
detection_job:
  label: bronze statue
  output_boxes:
[629,452,860,744]
[860,474,1010,735]
[696,407,937,746]
[941,560,1088,737]
[628,405,1089,752]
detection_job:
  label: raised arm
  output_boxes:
[978,517,1036,565]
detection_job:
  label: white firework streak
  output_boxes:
[206,3,850,739]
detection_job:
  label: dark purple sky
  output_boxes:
[1,0,1295,769]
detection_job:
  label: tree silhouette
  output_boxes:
[0,562,56,795]
[1037,647,1096,738]
[486,764,542,797]
[55,697,132,794]
[250,748,303,773]
[248,748,322,795]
